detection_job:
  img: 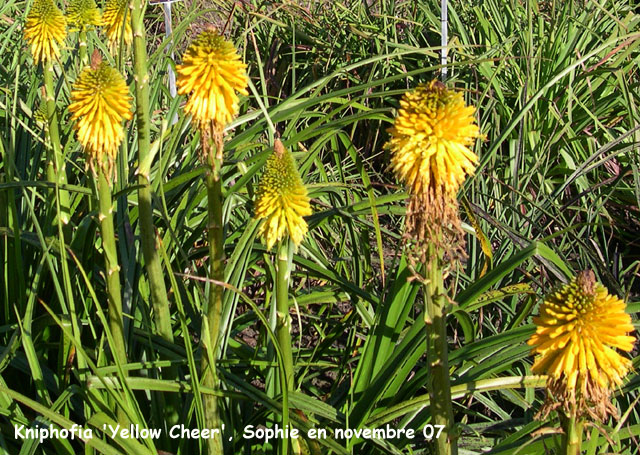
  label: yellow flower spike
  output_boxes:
[385,80,483,275]
[67,0,101,32]
[176,29,248,129]
[68,55,132,179]
[24,0,67,64]
[254,140,312,250]
[528,270,636,421]
[102,0,132,50]
[386,80,481,197]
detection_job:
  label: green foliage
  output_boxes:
[1,0,639,454]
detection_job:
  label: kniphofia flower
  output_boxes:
[102,0,132,49]
[67,0,101,32]
[24,0,67,64]
[386,80,481,197]
[176,29,248,129]
[254,140,312,250]
[386,80,482,270]
[528,270,636,419]
[68,58,132,178]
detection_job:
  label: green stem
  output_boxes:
[561,414,583,455]
[42,60,71,226]
[130,0,173,344]
[424,244,457,455]
[202,153,224,455]
[97,169,128,424]
[275,241,293,455]
[44,58,86,391]
[2,76,26,320]
[276,241,294,391]
[130,0,179,427]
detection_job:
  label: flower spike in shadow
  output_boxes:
[254,140,312,251]
[68,53,132,180]
[67,0,101,32]
[102,0,132,50]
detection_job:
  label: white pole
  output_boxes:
[441,0,448,81]
[162,2,178,124]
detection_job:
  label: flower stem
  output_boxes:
[42,60,71,226]
[275,240,294,455]
[42,61,85,385]
[130,0,179,426]
[424,243,457,455]
[97,170,127,363]
[96,168,128,424]
[561,414,583,455]
[202,149,224,455]
[276,240,294,391]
